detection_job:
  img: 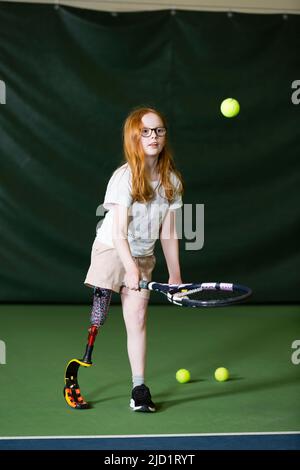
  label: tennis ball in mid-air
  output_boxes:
[220,98,240,118]
[176,369,191,383]
[214,367,229,382]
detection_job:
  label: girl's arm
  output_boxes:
[112,204,140,290]
[160,209,182,285]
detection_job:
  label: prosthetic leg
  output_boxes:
[63,326,98,409]
[64,287,112,409]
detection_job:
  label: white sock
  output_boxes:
[132,375,144,388]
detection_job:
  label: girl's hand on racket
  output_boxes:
[124,266,140,290]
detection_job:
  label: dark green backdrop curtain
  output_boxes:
[0,3,299,303]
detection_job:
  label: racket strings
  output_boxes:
[175,287,204,298]
[175,287,240,301]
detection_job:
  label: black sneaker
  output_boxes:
[130,384,156,412]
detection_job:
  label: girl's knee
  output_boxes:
[121,294,149,328]
[125,306,148,330]
[136,308,147,329]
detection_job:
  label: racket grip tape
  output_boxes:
[139,280,149,290]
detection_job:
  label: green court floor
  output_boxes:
[0,304,299,436]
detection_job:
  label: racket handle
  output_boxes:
[139,280,149,290]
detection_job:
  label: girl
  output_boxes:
[68,107,184,412]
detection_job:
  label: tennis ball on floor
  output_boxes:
[176,369,191,384]
[220,98,240,118]
[214,367,229,382]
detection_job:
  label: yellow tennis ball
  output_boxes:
[220,98,240,118]
[176,368,191,384]
[214,367,229,382]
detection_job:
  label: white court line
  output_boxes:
[0,431,299,440]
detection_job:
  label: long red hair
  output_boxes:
[122,107,184,203]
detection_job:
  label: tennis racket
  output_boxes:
[139,280,252,307]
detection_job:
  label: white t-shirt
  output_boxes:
[96,163,183,257]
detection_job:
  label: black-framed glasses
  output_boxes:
[140,127,167,138]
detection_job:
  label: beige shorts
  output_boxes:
[84,239,156,299]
